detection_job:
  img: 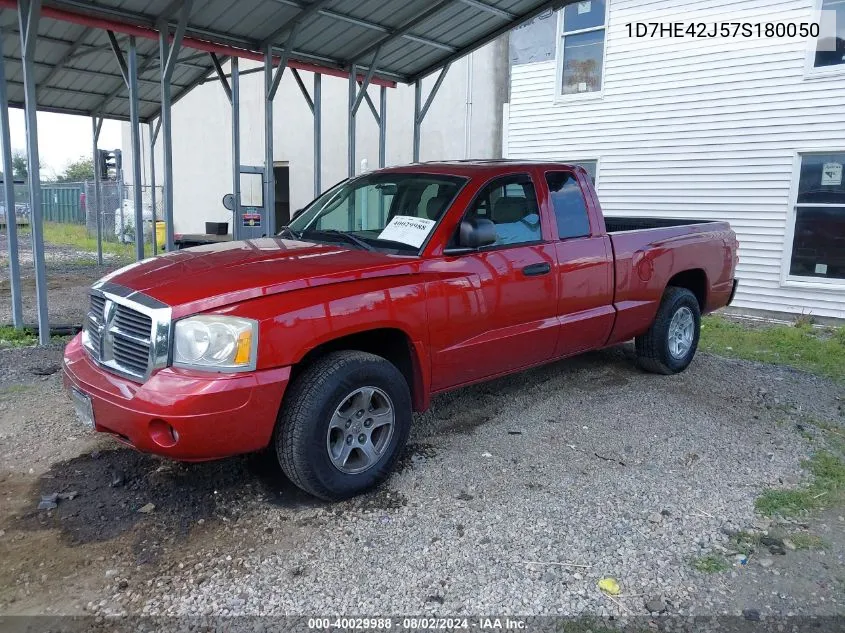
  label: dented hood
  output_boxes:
[102,237,417,316]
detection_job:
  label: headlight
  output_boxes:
[173,315,258,371]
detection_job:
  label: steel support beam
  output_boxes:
[261,0,332,49]
[128,36,144,261]
[350,0,453,62]
[379,86,387,169]
[0,29,23,328]
[209,52,231,102]
[263,46,278,236]
[35,27,92,100]
[314,73,321,197]
[148,121,158,254]
[231,57,241,241]
[268,0,455,52]
[106,30,129,85]
[456,0,515,20]
[413,64,450,163]
[291,68,313,112]
[357,83,379,124]
[347,64,356,178]
[413,80,421,163]
[92,116,103,265]
[351,47,381,116]
[159,0,192,251]
[18,0,49,344]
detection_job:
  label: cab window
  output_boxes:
[459,174,542,246]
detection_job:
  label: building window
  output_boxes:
[788,153,845,281]
[815,0,845,68]
[559,0,607,95]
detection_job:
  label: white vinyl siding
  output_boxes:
[506,0,845,319]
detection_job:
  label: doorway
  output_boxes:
[273,164,290,229]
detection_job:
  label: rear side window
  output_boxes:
[546,172,591,239]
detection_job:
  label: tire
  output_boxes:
[275,350,412,501]
[635,286,701,375]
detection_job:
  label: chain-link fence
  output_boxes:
[84,181,163,246]
[0,183,32,227]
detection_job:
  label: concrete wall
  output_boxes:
[124,38,508,235]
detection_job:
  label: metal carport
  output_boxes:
[1,0,565,343]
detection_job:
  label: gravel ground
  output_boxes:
[1,340,842,619]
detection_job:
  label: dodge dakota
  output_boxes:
[63,161,739,500]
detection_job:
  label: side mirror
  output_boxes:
[444,218,497,255]
[459,217,496,248]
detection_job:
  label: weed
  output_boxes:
[691,554,729,573]
[755,450,845,516]
[788,532,829,550]
[0,326,37,347]
[730,531,761,556]
[699,315,845,382]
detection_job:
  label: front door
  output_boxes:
[427,173,559,391]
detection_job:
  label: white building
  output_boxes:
[506,0,845,320]
[124,39,508,235]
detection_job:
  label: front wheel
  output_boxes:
[275,351,412,500]
[635,286,701,375]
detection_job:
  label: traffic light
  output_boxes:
[98,149,122,181]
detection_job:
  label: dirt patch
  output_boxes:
[11,449,316,549]
[395,443,438,473]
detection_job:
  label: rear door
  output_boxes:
[427,173,559,391]
[542,169,615,356]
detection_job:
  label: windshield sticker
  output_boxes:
[377,215,436,248]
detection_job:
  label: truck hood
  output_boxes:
[102,238,417,316]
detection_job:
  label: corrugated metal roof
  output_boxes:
[1,0,565,122]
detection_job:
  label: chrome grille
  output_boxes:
[114,305,153,339]
[83,283,171,382]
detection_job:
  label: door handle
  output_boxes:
[522,262,551,277]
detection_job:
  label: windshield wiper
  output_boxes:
[306,229,375,252]
[278,226,301,240]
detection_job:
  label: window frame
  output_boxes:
[803,0,845,79]
[450,172,546,252]
[781,149,845,289]
[555,1,610,102]
[559,158,600,189]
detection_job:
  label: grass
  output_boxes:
[730,531,761,556]
[788,532,829,550]
[755,450,845,517]
[699,315,845,382]
[690,554,730,573]
[22,222,154,262]
[0,326,38,347]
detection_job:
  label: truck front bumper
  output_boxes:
[62,334,290,461]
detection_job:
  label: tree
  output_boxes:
[56,156,94,182]
[12,151,28,181]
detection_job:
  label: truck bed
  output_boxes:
[604,216,719,233]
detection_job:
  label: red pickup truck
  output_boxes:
[63,161,738,500]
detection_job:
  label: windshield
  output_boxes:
[285,172,467,253]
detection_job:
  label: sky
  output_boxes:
[4,110,122,180]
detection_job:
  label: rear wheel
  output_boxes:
[275,351,411,500]
[635,286,701,375]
